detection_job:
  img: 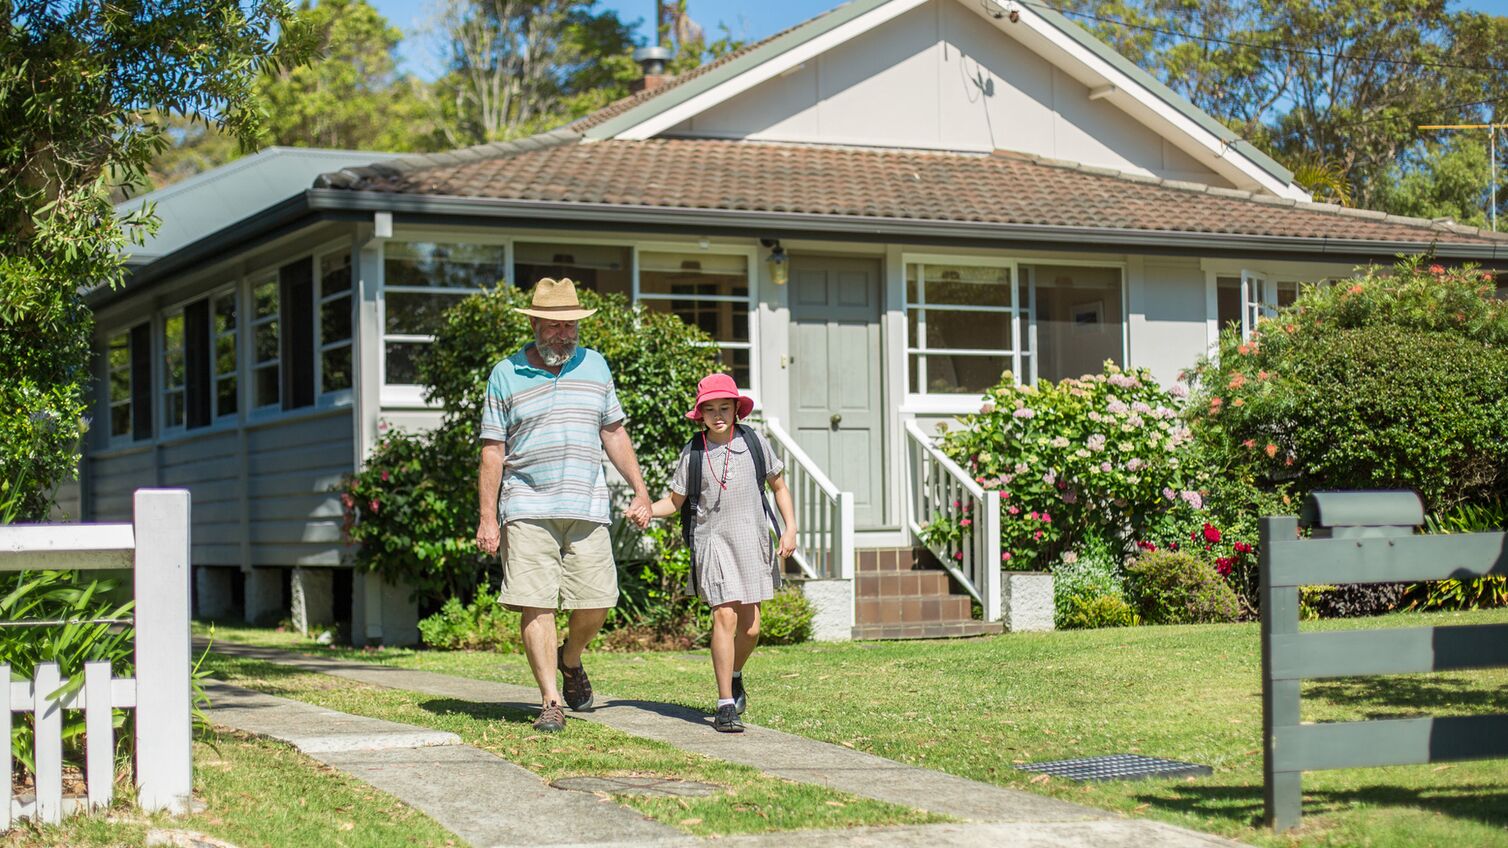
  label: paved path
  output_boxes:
[205,641,1247,847]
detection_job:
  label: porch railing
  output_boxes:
[0,489,193,828]
[761,418,855,580]
[904,419,1002,620]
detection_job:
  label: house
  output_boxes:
[80,0,1508,643]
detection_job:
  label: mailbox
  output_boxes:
[1298,490,1424,538]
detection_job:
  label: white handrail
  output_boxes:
[761,418,855,581]
[904,420,1002,621]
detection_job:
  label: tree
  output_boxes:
[259,0,442,152]
[1374,134,1497,229]
[0,0,315,519]
[429,0,637,145]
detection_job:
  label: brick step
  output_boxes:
[857,547,944,572]
[852,621,1004,641]
[856,570,959,598]
[856,595,973,625]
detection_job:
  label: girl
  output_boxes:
[651,373,797,733]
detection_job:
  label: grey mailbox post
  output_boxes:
[1261,490,1508,831]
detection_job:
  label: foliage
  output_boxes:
[1052,539,1135,629]
[929,362,1198,570]
[758,587,815,646]
[1405,498,1508,611]
[1374,134,1496,230]
[610,520,703,646]
[1,0,315,518]
[1187,258,1508,514]
[418,586,529,651]
[1124,549,1240,625]
[1303,583,1408,620]
[342,285,716,603]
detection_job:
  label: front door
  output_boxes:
[790,255,885,528]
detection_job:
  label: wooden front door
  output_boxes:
[790,255,886,528]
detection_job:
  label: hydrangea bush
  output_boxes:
[925,363,1203,571]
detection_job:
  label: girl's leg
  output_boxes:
[733,602,761,672]
[711,603,739,700]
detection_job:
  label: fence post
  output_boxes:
[1261,514,1302,831]
[133,489,193,814]
[33,662,62,825]
[837,492,855,580]
[0,664,9,830]
[982,491,1002,621]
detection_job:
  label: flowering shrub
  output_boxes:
[1052,537,1136,629]
[932,363,1201,570]
[1124,548,1240,625]
[1187,257,1508,512]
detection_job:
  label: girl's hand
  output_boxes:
[778,529,797,559]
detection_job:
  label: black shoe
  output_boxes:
[533,701,565,733]
[558,646,594,711]
[713,703,744,733]
[731,675,747,716]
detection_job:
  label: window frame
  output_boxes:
[635,243,759,397]
[316,246,356,402]
[245,267,282,416]
[209,285,240,423]
[902,254,1023,401]
[105,327,139,446]
[159,306,187,434]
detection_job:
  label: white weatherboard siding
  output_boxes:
[666,0,1233,187]
[159,429,241,566]
[1132,259,1210,385]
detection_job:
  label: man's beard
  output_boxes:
[537,338,576,366]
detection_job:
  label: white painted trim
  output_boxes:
[614,0,934,141]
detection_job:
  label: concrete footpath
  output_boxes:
[205,642,1247,848]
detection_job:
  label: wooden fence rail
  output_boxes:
[0,490,193,828]
[1260,490,1508,831]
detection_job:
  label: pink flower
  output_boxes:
[1429,264,1446,275]
[976,476,986,484]
[952,500,962,508]
[960,518,973,528]
[1013,407,1036,419]
[1033,530,1044,541]
[953,551,964,561]
[980,402,995,414]
[380,470,390,483]
[1001,551,1013,562]
[368,498,380,514]
[1008,505,1020,515]
[340,492,355,509]
[1040,512,1052,524]
[1265,443,1279,458]
[1062,491,1077,504]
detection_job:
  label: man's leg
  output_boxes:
[562,607,609,667]
[520,606,561,706]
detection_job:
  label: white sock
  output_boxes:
[731,671,742,679]
[717,698,736,708]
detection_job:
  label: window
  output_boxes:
[639,251,752,387]
[1027,265,1125,384]
[906,261,1022,394]
[383,241,506,385]
[319,251,353,394]
[251,275,280,409]
[108,332,132,439]
[212,291,238,418]
[514,242,631,297]
[1217,274,1300,340]
[162,309,186,429]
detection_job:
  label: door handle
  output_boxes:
[830,413,842,428]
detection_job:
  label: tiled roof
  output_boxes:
[316,138,1508,247]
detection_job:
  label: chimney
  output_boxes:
[631,45,672,94]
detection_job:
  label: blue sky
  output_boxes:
[372,0,1508,79]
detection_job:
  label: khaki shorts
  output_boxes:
[500,518,618,610]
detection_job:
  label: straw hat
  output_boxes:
[514,277,597,321]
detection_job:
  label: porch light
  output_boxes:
[767,243,789,285]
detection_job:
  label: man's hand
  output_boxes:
[778,529,797,559]
[626,492,652,529]
[476,520,501,556]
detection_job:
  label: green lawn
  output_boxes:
[2,731,457,848]
[200,608,1508,848]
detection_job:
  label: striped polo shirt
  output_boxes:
[479,345,625,524]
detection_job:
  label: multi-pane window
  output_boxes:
[162,310,186,428]
[213,291,239,418]
[514,242,631,297]
[906,262,1022,394]
[1217,275,1299,339]
[251,276,280,409]
[108,332,132,439]
[319,251,353,393]
[639,252,752,387]
[383,241,506,385]
[1027,265,1124,384]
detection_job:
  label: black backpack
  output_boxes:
[680,423,782,578]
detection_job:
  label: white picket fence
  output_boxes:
[762,417,855,581]
[904,420,1002,621]
[0,489,193,827]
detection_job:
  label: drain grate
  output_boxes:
[1015,754,1211,782]
[550,776,723,797]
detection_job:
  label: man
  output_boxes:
[475,278,652,732]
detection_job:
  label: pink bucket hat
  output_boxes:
[685,373,754,421]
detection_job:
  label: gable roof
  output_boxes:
[317,138,1508,255]
[565,0,1303,198]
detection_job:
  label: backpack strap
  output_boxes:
[736,423,782,536]
[680,434,704,580]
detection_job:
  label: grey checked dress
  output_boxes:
[670,430,785,606]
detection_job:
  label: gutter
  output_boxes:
[100,188,1506,309]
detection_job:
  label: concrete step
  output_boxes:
[857,594,973,625]
[852,621,1005,640]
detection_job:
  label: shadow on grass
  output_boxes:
[1134,781,1508,829]
[202,654,308,680]
[1307,676,1508,717]
[418,697,559,725]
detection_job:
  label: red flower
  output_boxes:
[1137,540,1158,552]
[953,551,964,561]
[1214,557,1235,576]
[380,470,390,483]
[1202,523,1221,544]
[1429,264,1446,275]
[1233,541,1254,554]
[369,498,380,514]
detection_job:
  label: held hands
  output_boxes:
[626,492,653,529]
[476,520,501,556]
[778,529,797,559]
